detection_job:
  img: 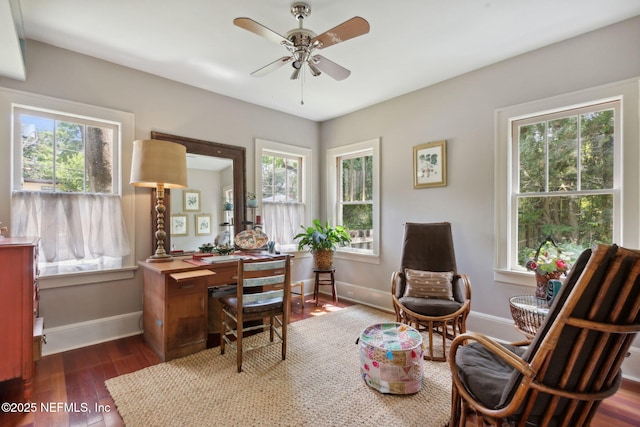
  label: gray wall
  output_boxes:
[0,39,320,328]
[321,16,640,320]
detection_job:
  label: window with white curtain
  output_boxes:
[256,139,311,252]
[10,102,132,276]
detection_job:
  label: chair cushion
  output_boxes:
[398,295,462,316]
[454,342,527,409]
[403,269,454,300]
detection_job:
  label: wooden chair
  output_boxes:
[449,244,640,426]
[391,222,471,361]
[220,255,290,372]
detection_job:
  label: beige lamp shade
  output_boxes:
[130,139,188,188]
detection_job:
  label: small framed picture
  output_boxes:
[195,214,212,236]
[183,189,201,212]
[171,214,188,236]
[413,140,447,188]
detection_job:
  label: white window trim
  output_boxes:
[1,87,136,288]
[327,137,380,264]
[255,138,312,254]
[494,78,640,287]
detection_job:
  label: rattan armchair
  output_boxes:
[449,244,640,426]
[391,222,471,361]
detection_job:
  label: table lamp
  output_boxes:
[130,139,188,262]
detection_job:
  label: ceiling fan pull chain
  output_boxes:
[300,66,304,105]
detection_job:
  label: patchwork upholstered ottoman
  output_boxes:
[358,322,424,394]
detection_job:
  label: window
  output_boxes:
[328,138,380,261]
[256,139,311,252]
[493,79,639,287]
[3,90,135,281]
[513,101,618,269]
[18,108,117,194]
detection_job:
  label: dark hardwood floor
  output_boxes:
[1,296,638,427]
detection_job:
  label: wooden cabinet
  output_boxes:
[141,264,215,361]
[0,237,41,399]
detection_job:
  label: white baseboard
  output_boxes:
[42,311,143,356]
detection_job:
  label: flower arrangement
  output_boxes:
[525,253,569,276]
[525,237,571,299]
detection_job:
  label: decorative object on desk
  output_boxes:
[0,222,7,238]
[213,244,235,256]
[294,219,351,270]
[183,189,201,212]
[413,140,446,189]
[246,191,258,208]
[525,236,571,299]
[130,139,187,262]
[235,228,269,250]
[198,243,214,253]
[195,214,212,236]
[171,214,188,236]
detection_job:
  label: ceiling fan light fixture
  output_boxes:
[292,60,303,70]
[308,63,321,77]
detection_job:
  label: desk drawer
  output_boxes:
[168,274,209,296]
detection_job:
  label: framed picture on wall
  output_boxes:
[171,214,188,236]
[183,189,201,212]
[195,214,212,236]
[413,140,447,188]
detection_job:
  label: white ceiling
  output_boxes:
[5,0,640,122]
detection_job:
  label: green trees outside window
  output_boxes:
[516,105,615,267]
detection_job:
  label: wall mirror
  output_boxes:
[150,131,246,253]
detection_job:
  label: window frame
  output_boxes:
[2,87,136,288]
[255,138,312,253]
[327,137,380,263]
[13,105,121,194]
[510,100,621,271]
[494,79,639,287]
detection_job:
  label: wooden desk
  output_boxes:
[138,254,283,361]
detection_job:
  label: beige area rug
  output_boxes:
[105,305,452,427]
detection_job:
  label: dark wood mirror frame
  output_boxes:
[149,131,246,253]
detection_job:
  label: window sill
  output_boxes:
[494,269,537,288]
[335,250,380,265]
[39,266,138,289]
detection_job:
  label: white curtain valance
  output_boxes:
[11,191,130,263]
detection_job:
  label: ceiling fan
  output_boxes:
[234,2,370,81]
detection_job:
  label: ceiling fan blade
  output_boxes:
[290,68,301,80]
[233,17,289,46]
[311,17,370,49]
[312,55,351,81]
[251,56,293,77]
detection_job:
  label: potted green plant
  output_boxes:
[294,219,351,270]
[246,191,258,208]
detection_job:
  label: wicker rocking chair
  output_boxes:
[449,244,640,426]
